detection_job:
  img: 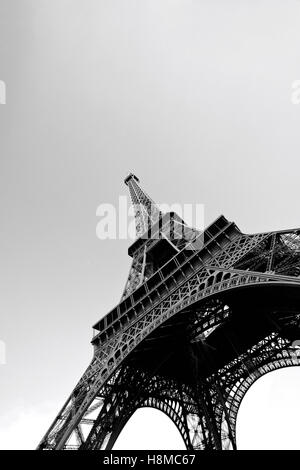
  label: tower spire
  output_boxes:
[124,173,161,238]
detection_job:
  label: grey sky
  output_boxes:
[1,0,300,449]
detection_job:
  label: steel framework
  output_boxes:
[38,174,300,450]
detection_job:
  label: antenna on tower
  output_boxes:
[124,173,162,238]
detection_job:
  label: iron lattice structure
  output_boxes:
[38,174,300,450]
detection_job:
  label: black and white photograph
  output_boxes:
[1,0,300,456]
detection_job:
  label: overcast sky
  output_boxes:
[1,0,300,449]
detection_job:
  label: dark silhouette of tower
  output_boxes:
[38,175,300,450]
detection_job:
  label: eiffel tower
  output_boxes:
[38,174,300,450]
